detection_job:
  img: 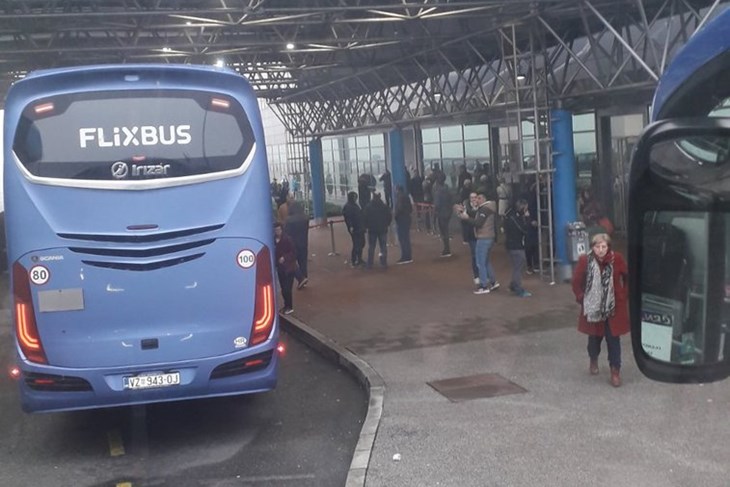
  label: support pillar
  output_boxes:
[309,138,326,224]
[550,108,578,282]
[388,129,408,194]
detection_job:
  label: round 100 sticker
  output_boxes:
[237,249,256,269]
[29,265,50,285]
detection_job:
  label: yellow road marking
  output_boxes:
[107,429,125,457]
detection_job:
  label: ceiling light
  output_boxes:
[215,59,225,67]
[286,43,295,50]
[162,47,172,53]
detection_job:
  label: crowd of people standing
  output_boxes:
[334,163,541,300]
[271,163,629,387]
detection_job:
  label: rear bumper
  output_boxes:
[16,343,279,413]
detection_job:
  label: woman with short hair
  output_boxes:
[571,233,629,387]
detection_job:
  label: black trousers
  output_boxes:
[587,321,621,369]
[294,244,308,281]
[277,269,294,309]
[350,231,365,265]
[437,214,451,253]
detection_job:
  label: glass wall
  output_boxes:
[421,123,490,188]
[322,133,386,203]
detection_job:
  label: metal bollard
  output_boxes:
[328,220,340,256]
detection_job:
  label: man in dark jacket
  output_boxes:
[503,198,532,297]
[284,200,310,289]
[379,169,393,208]
[363,192,392,268]
[342,191,365,267]
[358,174,372,209]
[432,173,453,257]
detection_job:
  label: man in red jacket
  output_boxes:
[274,222,297,314]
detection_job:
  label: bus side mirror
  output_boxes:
[629,119,730,383]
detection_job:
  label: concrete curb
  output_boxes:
[280,314,385,487]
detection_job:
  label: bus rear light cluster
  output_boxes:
[12,262,47,364]
[251,246,275,346]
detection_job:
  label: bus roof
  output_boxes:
[652,7,730,121]
[22,63,239,80]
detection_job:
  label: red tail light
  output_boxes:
[251,247,275,346]
[13,262,47,364]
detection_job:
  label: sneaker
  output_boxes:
[297,277,309,289]
[440,252,452,258]
[396,259,413,265]
[473,286,490,295]
[517,290,532,297]
[283,308,294,315]
[473,277,480,285]
[525,268,534,275]
[489,282,500,291]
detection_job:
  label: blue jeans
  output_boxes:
[468,240,478,278]
[367,231,388,267]
[475,238,496,287]
[508,249,526,293]
[588,321,621,369]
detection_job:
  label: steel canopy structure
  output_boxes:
[0,0,725,136]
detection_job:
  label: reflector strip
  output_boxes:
[211,97,230,109]
[33,102,54,114]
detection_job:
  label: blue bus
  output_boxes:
[3,64,279,412]
[629,8,730,383]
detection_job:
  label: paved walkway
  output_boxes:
[286,220,730,487]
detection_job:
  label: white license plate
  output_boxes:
[123,372,181,390]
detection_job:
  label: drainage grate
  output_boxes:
[427,373,527,402]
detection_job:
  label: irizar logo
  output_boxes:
[79,125,192,148]
[111,161,171,179]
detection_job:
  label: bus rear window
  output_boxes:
[13,90,255,182]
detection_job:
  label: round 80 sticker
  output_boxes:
[236,249,256,269]
[29,265,50,285]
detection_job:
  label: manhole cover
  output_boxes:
[428,373,527,402]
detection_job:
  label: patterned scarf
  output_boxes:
[583,251,615,323]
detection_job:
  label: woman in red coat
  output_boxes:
[571,233,629,387]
